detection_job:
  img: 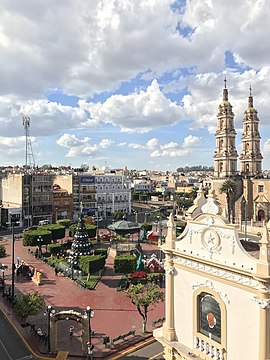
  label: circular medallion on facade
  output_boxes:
[202,229,220,250]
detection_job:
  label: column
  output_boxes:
[163,256,176,341]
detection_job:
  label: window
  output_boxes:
[199,293,221,343]
[258,185,264,193]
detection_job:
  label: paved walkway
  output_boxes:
[0,234,165,359]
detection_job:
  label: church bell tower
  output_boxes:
[239,87,263,177]
[214,79,238,178]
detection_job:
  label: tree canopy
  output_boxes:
[14,292,45,321]
[220,179,237,222]
[126,283,164,333]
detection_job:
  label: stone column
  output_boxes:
[257,294,270,360]
[163,256,176,341]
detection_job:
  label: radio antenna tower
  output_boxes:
[22,116,35,172]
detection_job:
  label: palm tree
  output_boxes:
[219,179,237,222]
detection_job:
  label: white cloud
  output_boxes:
[146,138,159,149]
[183,135,200,148]
[263,139,270,155]
[57,134,98,158]
[99,138,114,148]
[128,143,146,149]
[118,142,127,147]
[150,148,190,158]
[81,80,183,133]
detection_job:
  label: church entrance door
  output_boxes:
[258,209,265,221]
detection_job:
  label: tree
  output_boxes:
[0,244,6,258]
[14,292,45,321]
[219,179,237,223]
[126,283,164,333]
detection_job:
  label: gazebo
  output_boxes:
[107,220,141,236]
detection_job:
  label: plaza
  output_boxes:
[0,230,165,359]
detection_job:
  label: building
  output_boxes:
[54,172,131,221]
[1,172,53,226]
[52,184,73,222]
[154,192,270,360]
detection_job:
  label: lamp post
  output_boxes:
[158,216,163,260]
[0,264,7,297]
[45,305,55,353]
[86,306,94,359]
[37,236,43,258]
[243,198,247,240]
[10,213,16,305]
[71,256,78,280]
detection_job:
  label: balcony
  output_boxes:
[194,336,225,360]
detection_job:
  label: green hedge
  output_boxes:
[94,248,108,258]
[23,230,52,246]
[69,224,97,238]
[57,219,71,228]
[79,255,106,275]
[114,255,137,274]
[39,224,65,241]
[141,223,152,231]
[47,244,61,255]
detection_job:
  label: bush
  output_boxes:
[57,219,71,228]
[94,248,108,258]
[0,245,6,258]
[79,255,106,275]
[141,223,152,231]
[23,230,52,246]
[69,224,97,238]
[47,244,61,255]
[14,292,45,320]
[114,255,137,275]
[39,224,65,241]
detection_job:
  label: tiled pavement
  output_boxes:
[0,233,165,359]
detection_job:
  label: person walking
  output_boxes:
[69,325,74,338]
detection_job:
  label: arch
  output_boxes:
[219,162,223,173]
[258,209,265,221]
[193,286,227,357]
[50,310,89,355]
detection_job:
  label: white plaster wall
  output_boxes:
[173,267,260,360]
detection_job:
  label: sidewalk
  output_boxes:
[0,234,165,359]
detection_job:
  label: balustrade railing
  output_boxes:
[194,336,225,360]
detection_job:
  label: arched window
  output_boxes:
[199,293,221,343]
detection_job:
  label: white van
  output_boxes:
[38,220,50,226]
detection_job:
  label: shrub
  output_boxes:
[0,245,6,258]
[39,224,65,241]
[23,230,52,246]
[47,244,61,255]
[114,255,137,275]
[14,292,45,320]
[141,223,152,231]
[57,219,71,228]
[79,255,106,275]
[94,248,108,258]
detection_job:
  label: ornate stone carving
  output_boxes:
[173,255,261,290]
[164,266,175,275]
[192,279,230,304]
[253,296,270,309]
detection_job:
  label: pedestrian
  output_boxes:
[55,268,58,276]
[69,325,74,338]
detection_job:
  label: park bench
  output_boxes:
[75,278,87,288]
[152,317,165,327]
[111,330,135,346]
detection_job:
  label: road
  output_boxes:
[0,309,34,360]
[115,340,164,359]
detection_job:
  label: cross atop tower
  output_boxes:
[249,85,252,97]
[224,77,227,89]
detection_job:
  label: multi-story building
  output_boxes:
[54,172,131,221]
[52,184,73,222]
[132,178,152,193]
[1,172,53,226]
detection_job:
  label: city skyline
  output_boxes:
[1,1,270,171]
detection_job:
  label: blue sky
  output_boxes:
[1,0,270,171]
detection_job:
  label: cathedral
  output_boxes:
[205,80,270,225]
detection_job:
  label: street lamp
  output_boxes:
[0,264,7,297]
[10,213,17,305]
[44,305,55,353]
[37,236,43,258]
[158,216,163,260]
[71,256,78,280]
[86,306,94,359]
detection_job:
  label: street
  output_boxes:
[0,309,34,360]
[114,340,164,359]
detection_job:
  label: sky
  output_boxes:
[1,0,270,171]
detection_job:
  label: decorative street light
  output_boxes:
[0,264,7,297]
[71,256,78,280]
[85,306,94,360]
[10,213,18,305]
[37,236,43,258]
[44,305,55,353]
[157,216,163,260]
